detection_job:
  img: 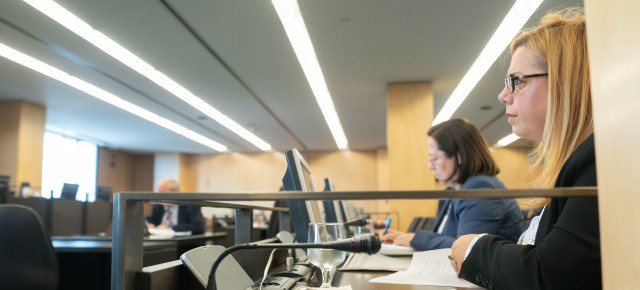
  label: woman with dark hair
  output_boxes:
[379,118,523,250]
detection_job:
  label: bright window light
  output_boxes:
[272,0,349,150]
[433,0,544,125]
[0,42,228,152]
[41,132,97,201]
[495,133,520,147]
[23,0,271,151]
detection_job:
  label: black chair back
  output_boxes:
[0,204,58,289]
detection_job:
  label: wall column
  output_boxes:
[0,100,45,193]
[585,1,640,288]
[386,82,437,231]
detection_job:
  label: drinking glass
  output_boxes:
[307,222,347,288]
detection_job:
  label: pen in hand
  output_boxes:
[382,216,392,235]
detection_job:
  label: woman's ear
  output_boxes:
[457,153,462,165]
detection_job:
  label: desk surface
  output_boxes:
[52,232,226,243]
[334,271,475,290]
[52,239,176,253]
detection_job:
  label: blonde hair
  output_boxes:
[511,8,593,193]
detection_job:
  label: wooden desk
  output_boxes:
[136,259,477,290]
[334,271,475,290]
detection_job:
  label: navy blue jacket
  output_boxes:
[410,175,524,250]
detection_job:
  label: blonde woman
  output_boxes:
[451,8,600,289]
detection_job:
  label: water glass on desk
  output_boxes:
[307,222,347,288]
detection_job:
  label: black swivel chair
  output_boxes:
[407,217,437,232]
[0,204,58,290]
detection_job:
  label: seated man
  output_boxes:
[147,179,205,235]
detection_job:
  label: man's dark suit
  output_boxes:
[150,204,206,235]
[459,135,600,290]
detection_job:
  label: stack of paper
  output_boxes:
[370,248,479,288]
[378,244,416,256]
[148,228,191,238]
[339,253,411,272]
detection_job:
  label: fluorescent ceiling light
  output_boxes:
[495,133,520,147]
[0,42,228,152]
[271,0,349,150]
[432,0,543,125]
[23,0,272,151]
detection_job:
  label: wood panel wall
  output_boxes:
[0,100,45,192]
[492,146,540,209]
[0,101,20,190]
[304,150,380,221]
[191,152,286,193]
[96,147,153,194]
[387,82,438,231]
[93,145,537,227]
[585,0,640,288]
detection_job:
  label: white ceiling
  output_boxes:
[0,0,582,154]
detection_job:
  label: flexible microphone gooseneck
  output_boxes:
[206,234,381,290]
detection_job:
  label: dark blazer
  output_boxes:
[459,135,600,290]
[150,204,206,235]
[410,175,524,250]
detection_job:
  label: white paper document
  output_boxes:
[298,286,352,290]
[370,248,480,288]
[148,228,191,238]
[378,243,415,256]
[339,253,411,272]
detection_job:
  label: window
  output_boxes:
[41,132,97,201]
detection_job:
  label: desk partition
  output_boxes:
[111,188,597,290]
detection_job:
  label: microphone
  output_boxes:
[342,217,369,227]
[207,234,381,290]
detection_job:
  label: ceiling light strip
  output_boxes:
[432,0,543,125]
[23,0,271,151]
[271,0,349,150]
[0,42,228,152]
[495,133,520,147]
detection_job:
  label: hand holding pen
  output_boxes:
[383,216,392,235]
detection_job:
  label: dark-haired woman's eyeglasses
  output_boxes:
[504,73,548,93]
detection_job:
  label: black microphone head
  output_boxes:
[359,234,381,255]
[343,218,368,227]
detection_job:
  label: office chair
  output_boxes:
[407,217,437,232]
[0,204,59,290]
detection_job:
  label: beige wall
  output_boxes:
[0,101,45,192]
[304,150,380,221]
[191,152,286,192]
[96,147,154,194]
[585,0,640,288]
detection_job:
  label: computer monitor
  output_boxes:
[60,183,79,200]
[282,148,324,243]
[96,185,112,202]
[322,177,344,223]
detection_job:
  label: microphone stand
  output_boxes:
[207,235,380,290]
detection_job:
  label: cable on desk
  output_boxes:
[260,249,278,290]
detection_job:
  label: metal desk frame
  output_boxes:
[111,188,597,290]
